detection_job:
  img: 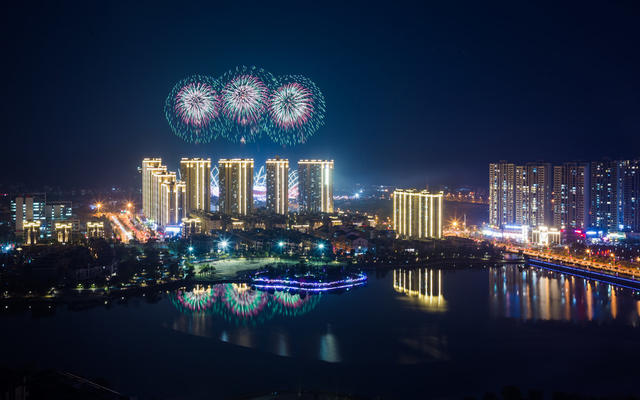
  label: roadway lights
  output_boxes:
[188,246,194,252]
[278,241,285,248]
[220,240,229,249]
[127,202,132,208]
[318,243,325,250]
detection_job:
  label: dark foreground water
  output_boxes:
[2,264,640,399]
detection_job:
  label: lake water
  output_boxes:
[2,263,639,399]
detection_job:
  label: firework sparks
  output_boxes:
[267,75,325,146]
[165,75,226,143]
[165,68,325,146]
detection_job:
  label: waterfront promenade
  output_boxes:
[505,245,640,281]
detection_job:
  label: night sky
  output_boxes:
[3,1,639,190]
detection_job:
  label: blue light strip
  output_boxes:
[254,281,366,292]
[528,259,640,292]
[252,273,367,287]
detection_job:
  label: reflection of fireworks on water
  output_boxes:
[175,286,219,312]
[210,165,298,200]
[271,291,321,317]
[169,284,321,324]
[221,283,269,318]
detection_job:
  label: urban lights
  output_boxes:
[218,239,230,252]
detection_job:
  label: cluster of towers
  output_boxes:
[489,160,640,232]
[141,158,210,226]
[141,157,334,227]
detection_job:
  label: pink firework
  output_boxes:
[221,74,269,126]
[268,82,314,130]
[174,82,220,128]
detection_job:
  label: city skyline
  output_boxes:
[3,3,640,398]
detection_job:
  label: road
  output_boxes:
[505,244,640,280]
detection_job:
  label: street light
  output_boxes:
[278,241,285,248]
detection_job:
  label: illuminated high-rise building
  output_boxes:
[180,158,211,214]
[393,189,443,239]
[266,157,289,214]
[160,178,186,226]
[151,171,186,226]
[590,161,618,230]
[141,158,186,226]
[619,160,640,231]
[142,158,165,218]
[553,162,589,229]
[515,163,552,227]
[489,162,515,227]
[219,159,254,215]
[298,160,334,213]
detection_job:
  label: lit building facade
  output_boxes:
[266,157,289,214]
[180,158,211,214]
[142,158,187,226]
[619,160,639,231]
[515,163,552,227]
[219,159,254,215]
[298,160,334,213]
[590,161,618,230]
[553,163,589,229]
[45,201,73,237]
[160,178,186,226]
[489,162,515,227]
[393,189,443,239]
[55,222,72,243]
[531,225,561,246]
[12,194,46,236]
[182,217,202,237]
[23,221,41,245]
[142,158,164,219]
[86,221,105,238]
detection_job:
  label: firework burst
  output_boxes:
[165,68,325,146]
[267,75,325,146]
[219,66,276,143]
[165,75,226,143]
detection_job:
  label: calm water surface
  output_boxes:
[1,264,639,399]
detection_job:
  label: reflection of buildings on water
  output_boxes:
[490,266,640,325]
[393,269,447,312]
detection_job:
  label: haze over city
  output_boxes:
[3,2,640,189]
